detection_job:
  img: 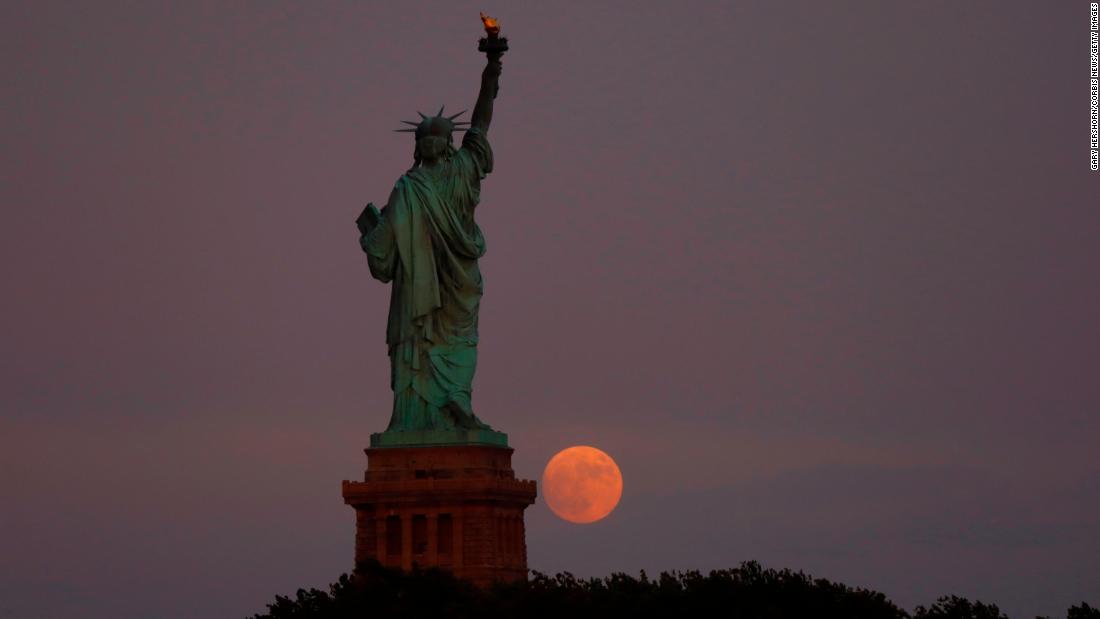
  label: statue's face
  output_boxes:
[412,116,456,162]
[416,135,449,161]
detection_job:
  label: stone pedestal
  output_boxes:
[342,444,537,587]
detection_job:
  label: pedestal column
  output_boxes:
[343,444,537,587]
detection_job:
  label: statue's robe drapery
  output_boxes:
[360,128,493,432]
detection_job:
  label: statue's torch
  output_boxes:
[478,12,508,56]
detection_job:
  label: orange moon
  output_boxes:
[542,446,623,524]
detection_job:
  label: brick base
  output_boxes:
[342,445,537,587]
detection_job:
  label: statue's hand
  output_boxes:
[486,52,503,68]
[356,202,381,236]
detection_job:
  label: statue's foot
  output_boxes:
[444,400,492,430]
[465,416,492,430]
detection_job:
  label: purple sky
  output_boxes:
[2,2,1098,617]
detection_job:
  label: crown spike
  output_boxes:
[394,128,417,132]
[400,120,420,127]
[447,109,467,121]
[417,111,428,119]
[437,105,446,117]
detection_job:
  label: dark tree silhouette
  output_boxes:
[252,560,906,619]
[250,562,1097,619]
[1066,602,1100,619]
[913,595,1009,619]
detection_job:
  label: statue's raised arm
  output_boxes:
[471,12,508,134]
[470,55,501,133]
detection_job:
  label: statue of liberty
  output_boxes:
[356,20,508,447]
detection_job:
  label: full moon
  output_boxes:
[542,446,623,524]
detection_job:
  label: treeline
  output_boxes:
[251,560,1098,619]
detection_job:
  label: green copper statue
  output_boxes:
[356,20,509,447]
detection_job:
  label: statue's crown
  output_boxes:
[394,106,469,139]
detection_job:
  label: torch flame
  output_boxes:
[480,12,500,36]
